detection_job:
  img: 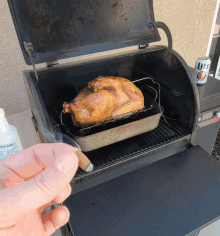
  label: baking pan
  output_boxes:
[55,91,163,151]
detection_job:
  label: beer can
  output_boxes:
[194,56,211,85]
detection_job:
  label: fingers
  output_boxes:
[0,164,24,189]
[38,184,72,215]
[42,205,70,236]
[0,147,78,221]
[0,143,93,188]
[0,143,79,188]
[54,184,72,204]
[39,201,56,216]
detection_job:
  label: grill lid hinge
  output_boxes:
[149,23,155,31]
[138,44,149,49]
[46,61,59,67]
[137,23,155,49]
[23,42,39,82]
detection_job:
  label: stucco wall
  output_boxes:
[0,0,217,115]
[152,0,217,65]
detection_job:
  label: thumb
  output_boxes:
[0,151,78,222]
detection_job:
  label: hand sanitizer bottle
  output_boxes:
[0,108,23,161]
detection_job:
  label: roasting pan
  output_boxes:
[54,88,163,151]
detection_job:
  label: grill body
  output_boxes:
[23,45,199,193]
[23,47,220,236]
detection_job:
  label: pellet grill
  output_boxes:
[7,0,220,235]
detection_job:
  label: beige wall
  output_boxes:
[0,0,217,115]
[152,0,217,65]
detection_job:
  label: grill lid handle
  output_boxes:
[154,22,173,57]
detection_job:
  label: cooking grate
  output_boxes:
[75,119,189,177]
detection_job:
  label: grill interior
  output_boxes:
[75,119,189,177]
[33,49,195,176]
[50,75,190,175]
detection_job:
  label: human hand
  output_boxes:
[0,143,79,236]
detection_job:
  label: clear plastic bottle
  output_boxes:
[0,108,23,161]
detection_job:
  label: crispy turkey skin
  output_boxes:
[63,76,145,127]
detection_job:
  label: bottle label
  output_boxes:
[0,141,20,161]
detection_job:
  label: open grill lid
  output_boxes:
[7,0,161,65]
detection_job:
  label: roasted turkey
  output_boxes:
[62,76,145,127]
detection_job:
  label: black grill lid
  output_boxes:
[7,0,161,65]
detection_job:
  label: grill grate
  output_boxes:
[75,119,189,177]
